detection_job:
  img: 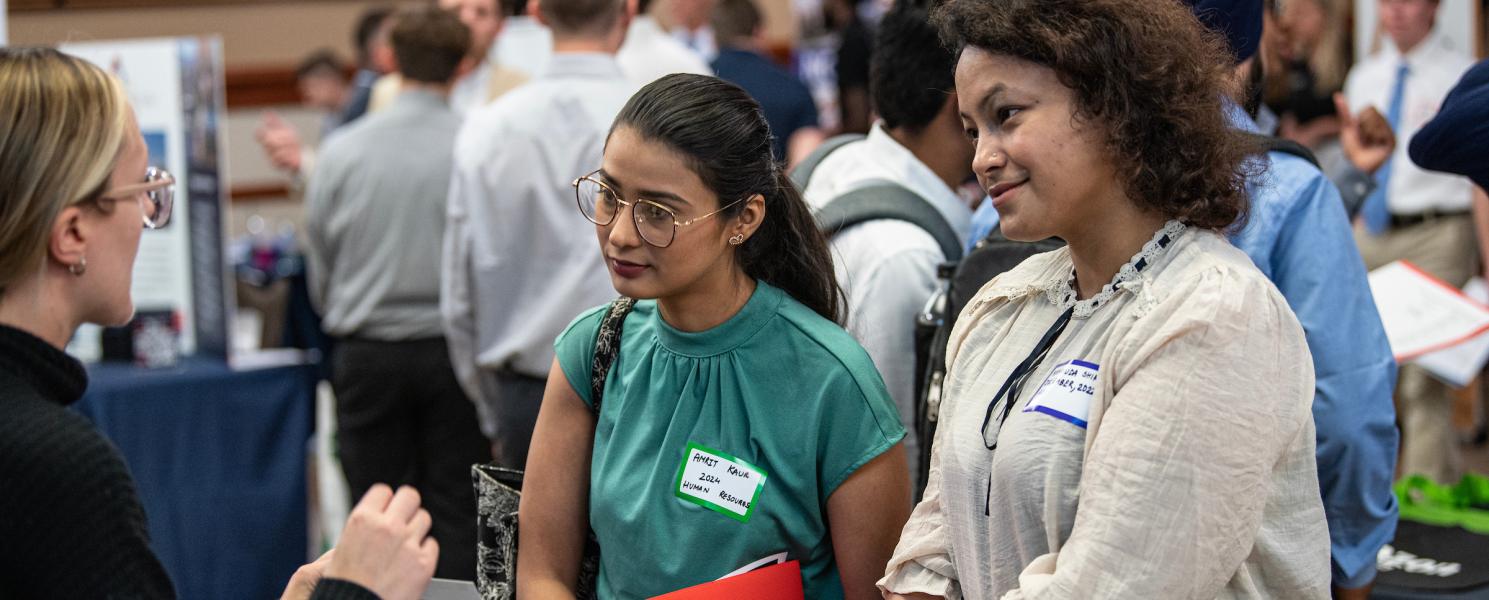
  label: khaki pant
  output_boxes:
[1356,215,1477,483]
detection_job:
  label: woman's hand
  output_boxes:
[279,550,334,600]
[323,484,440,600]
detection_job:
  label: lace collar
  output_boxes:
[1045,220,1187,319]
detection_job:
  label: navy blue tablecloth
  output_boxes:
[76,356,317,600]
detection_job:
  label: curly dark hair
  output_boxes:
[933,0,1258,230]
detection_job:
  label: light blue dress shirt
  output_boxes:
[966,198,999,251]
[1225,100,1400,589]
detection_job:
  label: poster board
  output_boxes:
[61,36,232,359]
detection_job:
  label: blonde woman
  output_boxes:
[0,47,434,600]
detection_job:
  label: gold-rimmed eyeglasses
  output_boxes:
[573,170,744,248]
[98,166,175,229]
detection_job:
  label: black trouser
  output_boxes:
[475,369,548,471]
[331,336,491,580]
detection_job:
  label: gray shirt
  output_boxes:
[305,89,459,341]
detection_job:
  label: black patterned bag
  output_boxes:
[472,297,635,599]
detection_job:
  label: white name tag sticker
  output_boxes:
[674,442,767,523]
[1023,359,1097,428]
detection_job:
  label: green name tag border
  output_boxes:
[673,441,768,524]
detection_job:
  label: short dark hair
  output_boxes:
[539,0,624,36]
[353,5,396,66]
[712,0,761,46]
[391,5,471,83]
[295,49,347,81]
[871,0,954,132]
[934,0,1255,230]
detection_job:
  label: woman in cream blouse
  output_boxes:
[878,0,1332,598]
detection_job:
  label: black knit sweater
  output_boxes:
[0,324,379,600]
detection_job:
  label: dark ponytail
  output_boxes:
[610,74,844,323]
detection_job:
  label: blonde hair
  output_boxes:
[0,47,131,297]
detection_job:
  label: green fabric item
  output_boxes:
[555,281,905,599]
[1394,473,1489,535]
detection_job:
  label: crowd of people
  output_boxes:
[2,0,1488,598]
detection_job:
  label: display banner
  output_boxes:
[61,37,232,359]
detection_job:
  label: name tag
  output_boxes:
[1023,359,1097,428]
[674,442,768,523]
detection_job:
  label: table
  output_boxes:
[76,356,317,600]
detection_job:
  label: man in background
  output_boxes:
[710,0,822,165]
[617,0,712,85]
[798,0,973,487]
[369,0,530,116]
[303,5,491,580]
[256,6,394,178]
[1185,2,1400,596]
[669,0,717,61]
[293,50,351,132]
[1346,0,1482,486]
[443,0,637,469]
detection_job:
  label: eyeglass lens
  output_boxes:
[575,177,677,247]
[143,167,174,229]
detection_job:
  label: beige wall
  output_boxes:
[10,2,384,68]
[10,0,798,66]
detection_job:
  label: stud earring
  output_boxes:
[728,233,745,245]
[69,256,87,277]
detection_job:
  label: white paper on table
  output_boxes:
[1366,261,1489,363]
[1412,278,1489,387]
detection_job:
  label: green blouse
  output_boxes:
[555,281,905,599]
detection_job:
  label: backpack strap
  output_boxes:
[589,297,635,415]
[1246,132,1320,168]
[815,181,966,262]
[789,133,867,189]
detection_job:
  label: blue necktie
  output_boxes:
[1362,62,1410,234]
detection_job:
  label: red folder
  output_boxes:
[648,560,805,600]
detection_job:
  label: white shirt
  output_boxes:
[802,123,972,485]
[442,53,638,400]
[493,15,553,78]
[879,225,1330,600]
[670,25,718,63]
[1345,29,1475,214]
[617,16,713,86]
[448,59,494,116]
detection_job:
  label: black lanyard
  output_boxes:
[978,224,1180,516]
[980,306,1074,515]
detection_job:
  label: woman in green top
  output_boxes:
[517,74,912,599]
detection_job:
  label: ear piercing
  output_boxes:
[728,234,745,245]
[69,256,87,276]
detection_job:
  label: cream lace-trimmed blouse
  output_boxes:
[878,225,1331,600]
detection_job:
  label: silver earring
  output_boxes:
[69,256,87,277]
[728,234,745,245]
